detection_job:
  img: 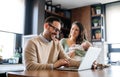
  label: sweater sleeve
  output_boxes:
[24,39,53,70]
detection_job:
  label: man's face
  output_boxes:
[47,21,61,40]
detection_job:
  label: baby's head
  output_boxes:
[81,41,92,51]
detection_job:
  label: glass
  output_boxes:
[0,31,22,59]
[48,23,61,33]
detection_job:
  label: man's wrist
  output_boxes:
[50,64,54,70]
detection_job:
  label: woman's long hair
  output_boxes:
[69,21,87,44]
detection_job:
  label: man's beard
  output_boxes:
[50,33,57,41]
[46,30,57,41]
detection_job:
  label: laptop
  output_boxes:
[57,47,101,71]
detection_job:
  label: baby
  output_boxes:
[68,41,92,60]
[81,41,92,51]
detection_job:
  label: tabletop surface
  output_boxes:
[7,65,120,77]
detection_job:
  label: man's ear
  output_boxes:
[44,23,49,29]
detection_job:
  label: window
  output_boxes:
[0,31,22,59]
[0,0,25,34]
[106,2,120,43]
[0,0,25,62]
[0,31,15,59]
[106,2,120,63]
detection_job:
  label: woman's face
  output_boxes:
[70,24,80,39]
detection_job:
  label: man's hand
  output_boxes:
[53,59,70,68]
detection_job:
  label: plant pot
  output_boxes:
[94,23,98,27]
[14,57,19,63]
[95,33,101,39]
[96,9,101,14]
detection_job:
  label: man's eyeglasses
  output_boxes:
[48,24,61,33]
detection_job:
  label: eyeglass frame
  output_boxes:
[48,23,61,33]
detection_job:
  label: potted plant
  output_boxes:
[13,51,20,63]
[95,30,101,39]
[95,6,101,14]
[92,19,99,27]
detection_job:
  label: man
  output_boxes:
[24,16,80,70]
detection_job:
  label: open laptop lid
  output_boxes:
[78,47,101,70]
[57,47,101,71]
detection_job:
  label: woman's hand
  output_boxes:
[67,50,75,58]
[91,61,98,69]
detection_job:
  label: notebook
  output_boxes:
[57,47,101,71]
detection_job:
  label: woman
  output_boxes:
[60,21,92,61]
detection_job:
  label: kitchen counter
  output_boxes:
[0,64,24,74]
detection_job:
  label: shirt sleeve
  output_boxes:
[59,38,65,48]
[60,38,69,53]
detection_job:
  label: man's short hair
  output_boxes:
[45,16,62,25]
